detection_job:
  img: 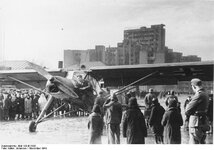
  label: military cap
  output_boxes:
[191,78,202,86]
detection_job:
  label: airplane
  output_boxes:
[0,62,104,132]
[0,61,213,132]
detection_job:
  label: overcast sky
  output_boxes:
[0,0,213,68]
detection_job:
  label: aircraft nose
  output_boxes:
[49,77,55,83]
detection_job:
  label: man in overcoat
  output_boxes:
[122,97,147,144]
[185,78,209,144]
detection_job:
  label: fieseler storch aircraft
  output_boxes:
[0,62,103,132]
[0,61,213,132]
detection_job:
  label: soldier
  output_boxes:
[185,78,209,144]
[144,88,156,128]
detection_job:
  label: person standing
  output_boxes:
[103,93,122,144]
[185,78,209,144]
[144,88,156,127]
[9,92,17,120]
[122,97,147,144]
[24,94,32,120]
[3,92,10,121]
[88,104,104,144]
[165,90,178,107]
[184,96,191,131]
[0,92,4,121]
[94,91,106,117]
[32,92,40,119]
[161,99,183,144]
[149,98,165,144]
[207,94,213,134]
[19,93,25,119]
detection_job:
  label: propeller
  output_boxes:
[28,62,53,80]
[28,62,78,99]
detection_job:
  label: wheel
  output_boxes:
[29,121,37,132]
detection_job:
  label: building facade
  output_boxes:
[120,24,166,64]
[63,24,201,68]
[64,50,90,68]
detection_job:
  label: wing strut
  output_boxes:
[114,71,159,95]
[8,76,48,95]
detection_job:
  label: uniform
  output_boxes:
[186,86,209,144]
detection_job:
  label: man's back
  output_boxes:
[106,101,122,124]
[186,88,209,116]
[144,93,156,109]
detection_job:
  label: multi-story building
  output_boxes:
[105,47,117,65]
[63,50,89,68]
[120,24,166,64]
[89,45,105,62]
[165,47,201,63]
[63,24,202,68]
[124,24,165,51]
[181,55,201,62]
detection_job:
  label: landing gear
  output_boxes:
[29,121,37,132]
[28,95,54,132]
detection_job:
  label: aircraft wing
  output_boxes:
[89,61,214,86]
[0,69,67,89]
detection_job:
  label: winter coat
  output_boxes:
[161,107,183,144]
[3,94,11,110]
[144,93,156,117]
[105,101,122,124]
[149,103,165,136]
[122,107,147,144]
[88,112,103,144]
[24,97,32,114]
[38,94,47,111]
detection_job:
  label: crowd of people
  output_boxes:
[87,78,213,144]
[0,77,213,144]
[0,89,81,121]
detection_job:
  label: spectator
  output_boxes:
[19,93,25,119]
[3,92,10,121]
[149,98,165,144]
[122,97,147,144]
[144,88,156,127]
[161,99,183,144]
[24,94,32,120]
[184,96,191,131]
[94,91,106,117]
[103,93,122,144]
[0,92,4,120]
[88,104,104,144]
[165,90,178,107]
[32,92,40,119]
[9,93,16,120]
[207,94,213,134]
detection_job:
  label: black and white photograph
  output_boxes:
[0,0,213,149]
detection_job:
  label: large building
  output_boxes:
[63,24,201,68]
[63,50,90,68]
[89,45,105,62]
[118,24,166,64]
[165,47,201,63]
[124,24,165,52]
[181,55,201,62]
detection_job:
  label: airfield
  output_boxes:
[0,94,213,144]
